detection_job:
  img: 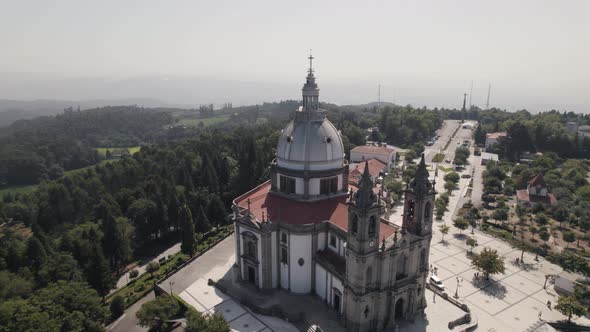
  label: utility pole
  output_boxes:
[377,84,381,110]
[469,81,474,110]
[486,84,491,110]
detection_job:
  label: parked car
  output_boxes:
[429,275,445,292]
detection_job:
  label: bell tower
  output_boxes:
[345,162,384,332]
[402,154,436,236]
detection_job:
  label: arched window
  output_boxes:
[368,216,376,237]
[424,201,431,222]
[351,215,358,235]
[419,249,426,270]
[366,267,373,285]
[397,255,407,279]
[247,242,256,258]
[407,200,416,220]
[281,233,287,244]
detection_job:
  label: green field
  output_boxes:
[178,115,230,127]
[0,160,116,197]
[0,184,37,196]
[95,146,141,157]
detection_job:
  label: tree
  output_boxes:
[471,247,506,280]
[563,231,576,249]
[439,224,450,242]
[444,171,460,184]
[444,181,455,193]
[110,295,125,320]
[0,281,107,332]
[535,213,549,226]
[136,295,180,331]
[86,245,115,301]
[179,204,196,256]
[555,295,586,323]
[207,195,227,225]
[466,237,478,253]
[404,150,417,162]
[146,261,160,278]
[492,208,509,224]
[453,217,470,234]
[26,236,47,270]
[196,205,211,233]
[185,308,230,332]
[539,230,551,254]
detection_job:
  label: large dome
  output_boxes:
[276,111,344,171]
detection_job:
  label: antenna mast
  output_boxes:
[378,84,381,109]
[469,80,473,110]
[486,84,491,110]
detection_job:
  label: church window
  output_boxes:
[280,175,296,194]
[351,215,358,235]
[407,200,415,221]
[281,233,287,244]
[320,177,338,195]
[329,234,337,248]
[424,201,431,222]
[368,216,376,237]
[247,241,256,259]
[420,249,426,270]
[281,247,288,264]
[396,255,407,279]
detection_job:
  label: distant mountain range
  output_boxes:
[0,98,177,126]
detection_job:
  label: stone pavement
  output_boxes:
[428,223,590,332]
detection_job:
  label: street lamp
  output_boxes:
[169,281,175,295]
[454,277,463,299]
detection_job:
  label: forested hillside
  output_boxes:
[0,106,174,185]
[0,122,279,330]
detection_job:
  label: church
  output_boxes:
[231,56,436,332]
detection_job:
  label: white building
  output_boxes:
[350,144,396,170]
[232,58,436,332]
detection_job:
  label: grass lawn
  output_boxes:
[178,115,230,127]
[95,146,141,157]
[438,166,453,173]
[432,153,445,163]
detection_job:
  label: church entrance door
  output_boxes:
[333,293,341,313]
[247,266,256,285]
[394,298,404,319]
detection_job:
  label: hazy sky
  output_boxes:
[1,0,589,112]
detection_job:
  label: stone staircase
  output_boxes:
[291,319,320,332]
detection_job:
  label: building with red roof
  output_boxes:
[231,58,436,331]
[350,143,396,170]
[516,173,557,205]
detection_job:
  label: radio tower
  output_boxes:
[377,84,381,110]
[469,80,474,110]
[486,84,491,110]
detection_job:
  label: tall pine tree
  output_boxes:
[179,204,196,256]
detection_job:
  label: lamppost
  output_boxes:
[454,277,463,299]
[169,281,175,295]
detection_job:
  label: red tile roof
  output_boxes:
[486,132,508,139]
[235,181,397,242]
[528,174,547,187]
[352,159,386,179]
[516,189,557,205]
[351,145,395,155]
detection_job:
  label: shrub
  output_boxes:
[134,283,146,292]
[129,269,139,279]
[110,295,125,319]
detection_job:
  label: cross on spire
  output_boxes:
[308,50,314,73]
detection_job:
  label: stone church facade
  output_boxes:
[232,57,436,331]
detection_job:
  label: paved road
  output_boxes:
[112,242,181,292]
[108,292,153,332]
[108,237,232,332]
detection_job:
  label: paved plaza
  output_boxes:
[428,222,590,332]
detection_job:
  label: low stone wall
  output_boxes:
[425,282,478,331]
